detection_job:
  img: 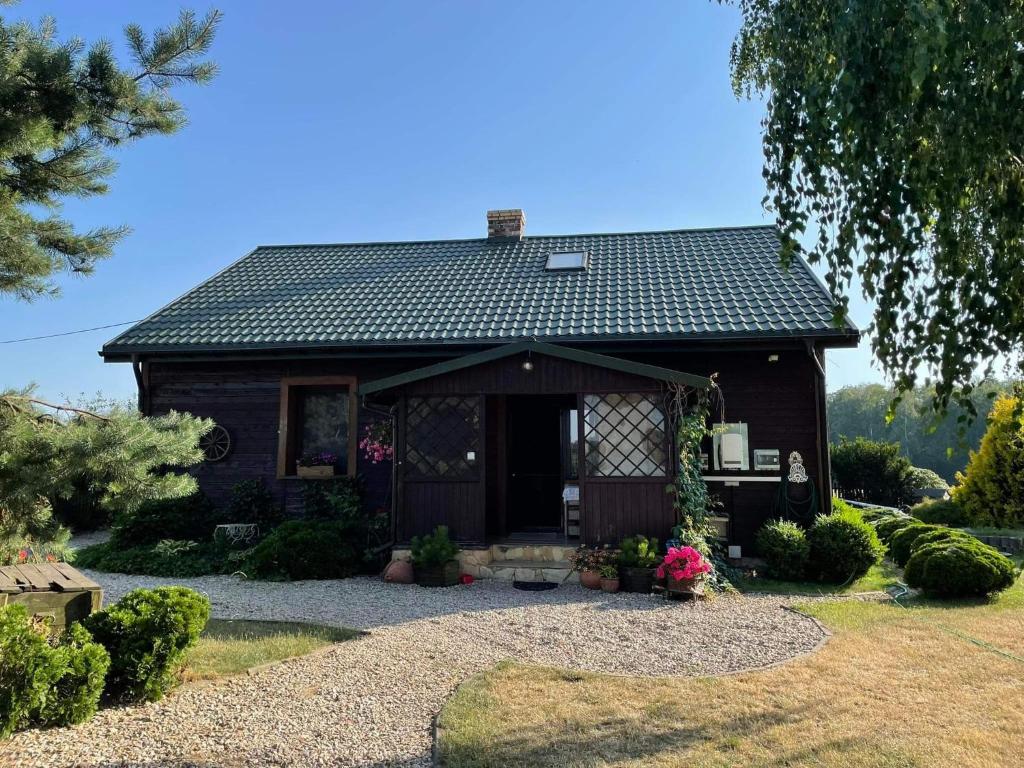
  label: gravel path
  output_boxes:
[5,572,828,768]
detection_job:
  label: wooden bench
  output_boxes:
[0,563,102,630]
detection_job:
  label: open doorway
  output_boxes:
[505,394,578,538]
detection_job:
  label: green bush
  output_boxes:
[410,525,460,568]
[874,515,918,543]
[110,491,217,548]
[49,480,112,532]
[906,466,949,493]
[806,513,885,583]
[888,523,945,567]
[617,535,660,568]
[83,587,210,703]
[225,479,282,530]
[952,391,1024,528]
[302,477,363,521]
[36,623,110,728]
[911,498,969,527]
[244,520,361,580]
[904,539,1018,598]
[830,437,914,506]
[755,520,810,580]
[855,505,896,523]
[0,605,64,738]
[910,527,978,552]
[0,606,109,738]
[75,539,227,577]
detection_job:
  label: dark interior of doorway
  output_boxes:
[505,394,577,535]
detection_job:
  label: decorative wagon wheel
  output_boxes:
[200,424,231,462]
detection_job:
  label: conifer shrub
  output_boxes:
[0,605,110,738]
[756,520,810,580]
[911,498,969,527]
[807,513,885,583]
[904,539,1018,598]
[952,391,1024,528]
[888,523,944,567]
[874,515,918,544]
[244,520,361,580]
[83,587,209,703]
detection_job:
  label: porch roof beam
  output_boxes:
[357,340,710,396]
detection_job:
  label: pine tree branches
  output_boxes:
[0,6,221,300]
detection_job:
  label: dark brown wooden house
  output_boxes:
[102,210,858,566]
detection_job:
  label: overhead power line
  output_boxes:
[0,320,139,345]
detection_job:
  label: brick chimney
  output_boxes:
[487,209,526,239]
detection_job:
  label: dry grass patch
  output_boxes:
[439,580,1024,768]
[183,619,359,681]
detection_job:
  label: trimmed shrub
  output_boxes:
[36,623,110,728]
[906,466,949,494]
[856,505,896,523]
[831,437,914,506]
[110,491,217,548]
[83,587,210,703]
[888,523,944,567]
[244,520,361,580]
[905,539,1018,598]
[0,606,109,738]
[911,527,977,552]
[0,605,64,738]
[756,520,810,581]
[807,513,885,583]
[874,515,917,544]
[911,498,969,527]
[952,391,1024,529]
[225,479,282,530]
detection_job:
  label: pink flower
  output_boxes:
[17,549,28,562]
[656,546,712,581]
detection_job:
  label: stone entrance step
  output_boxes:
[477,559,576,584]
[489,544,577,563]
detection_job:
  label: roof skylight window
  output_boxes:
[546,251,588,271]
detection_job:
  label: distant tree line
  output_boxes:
[827,382,1009,483]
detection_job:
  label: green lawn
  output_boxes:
[438,570,1024,767]
[734,560,902,596]
[183,619,360,681]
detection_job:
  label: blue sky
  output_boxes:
[1,0,882,403]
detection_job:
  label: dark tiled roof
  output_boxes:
[103,225,857,357]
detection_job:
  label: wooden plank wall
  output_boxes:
[142,344,825,553]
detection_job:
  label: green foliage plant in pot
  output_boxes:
[617,535,660,593]
[410,526,461,587]
[599,563,620,593]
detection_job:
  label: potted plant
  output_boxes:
[410,525,461,587]
[617,535,660,593]
[296,452,337,479]
[599,563,620,592]
[568,545,607,589]
[656,545,712,598]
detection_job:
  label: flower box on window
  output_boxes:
[297,465,335,479]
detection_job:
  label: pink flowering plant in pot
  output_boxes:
[656,545,712,595]
[359,421,393,464]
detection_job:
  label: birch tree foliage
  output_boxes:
[726,0,1024,418]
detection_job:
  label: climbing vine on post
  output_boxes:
[667,379,737,591]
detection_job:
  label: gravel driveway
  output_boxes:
[5,573,827,768]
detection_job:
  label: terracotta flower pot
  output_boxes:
[580,569,602,589]
[382,559,413,584]
[600,577,620,593]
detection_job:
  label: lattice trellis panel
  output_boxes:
[405,396,481,478]
[583,393,668,477]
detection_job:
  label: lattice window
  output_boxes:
[405,396,480,478]
[583,393,668,477]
